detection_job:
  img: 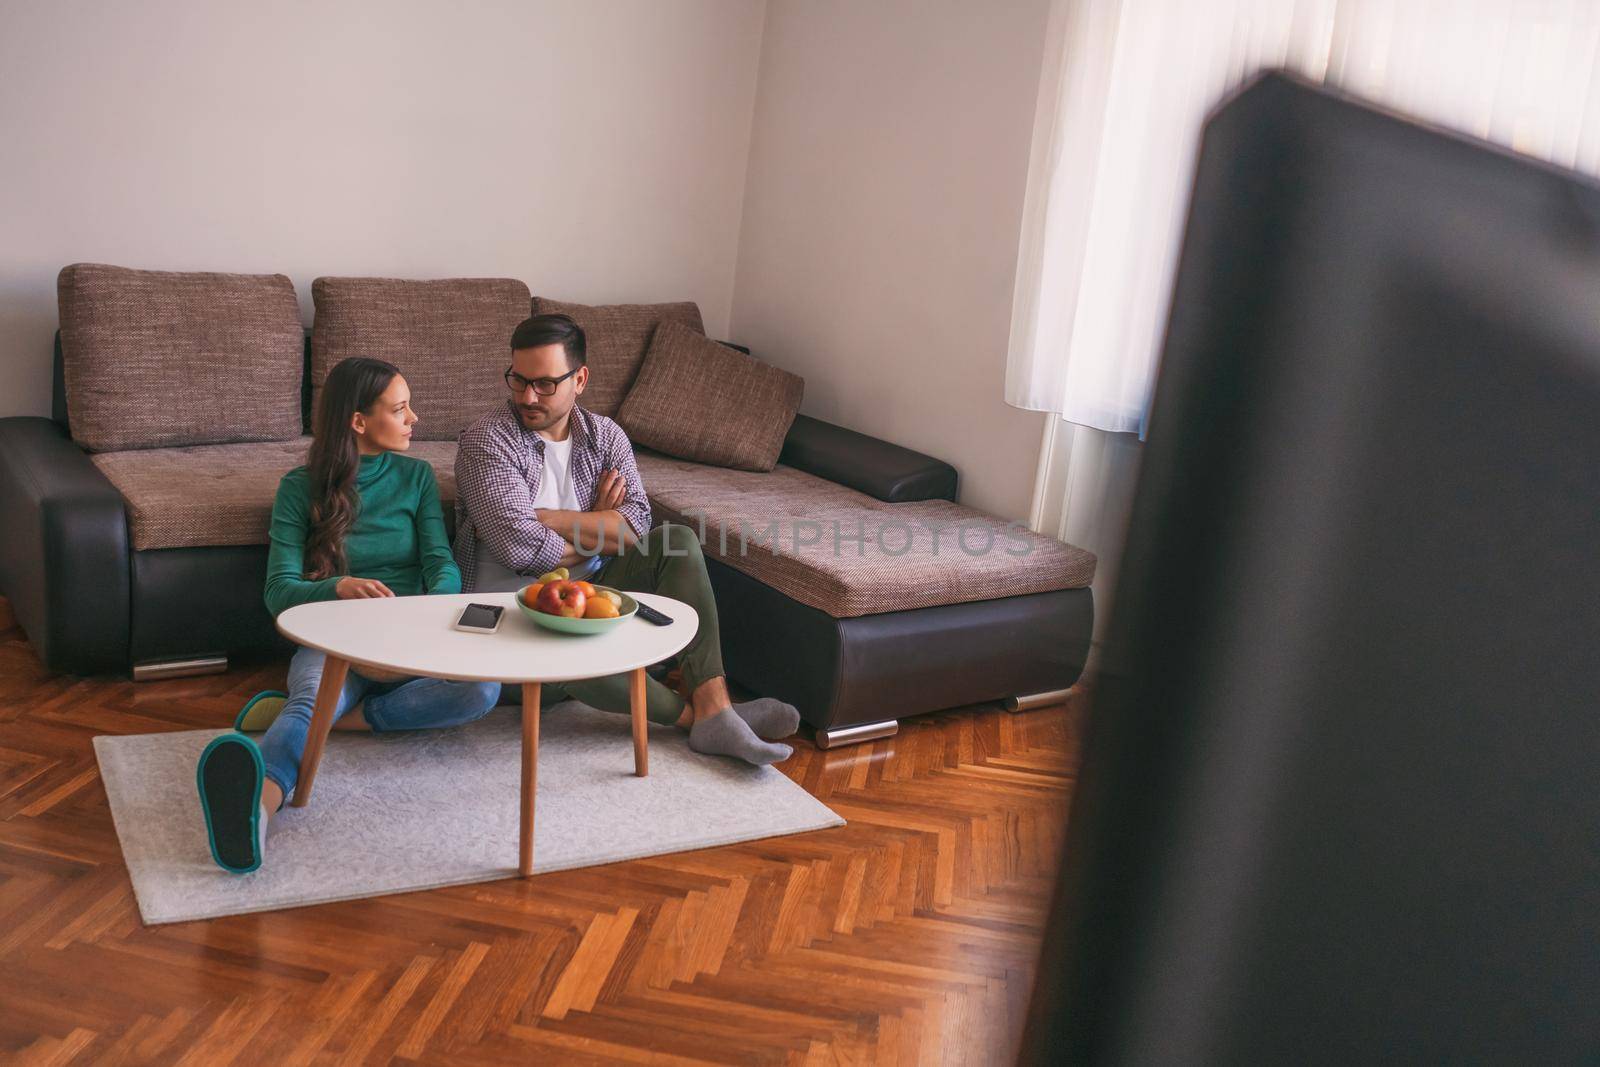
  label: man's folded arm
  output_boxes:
[455,434,568,576]
[535,509,634,556]
[609,427,653,544]
[534,425,652,554]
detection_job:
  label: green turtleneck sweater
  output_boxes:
[264,451,461,619]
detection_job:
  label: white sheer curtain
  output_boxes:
[1007,0,1600,438]
[1015,0,1600,655]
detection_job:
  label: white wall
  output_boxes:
[1,1,1063,523]
[729,0,1053,520]
[0,0,766,418]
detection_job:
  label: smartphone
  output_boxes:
[454,603,505,634]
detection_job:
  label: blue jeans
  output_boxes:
[259,646,502,802]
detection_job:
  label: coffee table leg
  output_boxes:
[290,655,349,808]
[520,682,540,877]
[631,667,648,777]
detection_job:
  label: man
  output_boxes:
[453,313,799,766]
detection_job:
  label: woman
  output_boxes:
[196,357,500,874]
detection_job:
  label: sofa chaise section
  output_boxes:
[634,443,1096,744]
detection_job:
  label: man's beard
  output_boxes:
[518,403,561,430]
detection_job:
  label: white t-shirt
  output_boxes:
[532,434,582,511]
[532,434,603,579]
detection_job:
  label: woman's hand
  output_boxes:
[336,577,395,599]
[592,468,626,512]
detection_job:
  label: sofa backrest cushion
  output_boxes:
[530,296,705,417]
[312,277,531,441]
[57,263,304,452]
[617,321,804,472]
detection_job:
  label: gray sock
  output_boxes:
[732,698,801,741]
[689,708,793,766]
[258,803,270,862]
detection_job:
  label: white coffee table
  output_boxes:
[275,590,699,876]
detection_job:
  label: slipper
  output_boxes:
[233,690,288,732]
[196,734,265,874]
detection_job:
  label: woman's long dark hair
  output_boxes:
[303,357,401,581]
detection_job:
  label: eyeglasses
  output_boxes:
[504,366,579,396]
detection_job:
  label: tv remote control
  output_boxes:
[634,602,674,626]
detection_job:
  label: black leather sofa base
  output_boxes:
[706,556,1093,737]
[0,419,293,674]
[0,417,130,674]
[131,546,289,665]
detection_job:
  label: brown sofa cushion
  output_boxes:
[57,263,303,453]
[312,277,530,441]
[617,322,803,472]
[634,451,1097,618]
[92,439,460,551]
[530,296,705,417]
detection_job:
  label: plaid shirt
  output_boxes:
[453,402,653,591]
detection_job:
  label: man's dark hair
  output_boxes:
[510,313,587,368]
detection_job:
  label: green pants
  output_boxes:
[538,522,723,725]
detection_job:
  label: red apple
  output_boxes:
[535,580,587,618]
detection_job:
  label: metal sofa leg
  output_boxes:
[132,655,228,681]
[815,719,899,749]
[1002,686,1080,712]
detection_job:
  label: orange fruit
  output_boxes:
[571,581,596,597]
[521,582,545,607]
[583,597,620,619]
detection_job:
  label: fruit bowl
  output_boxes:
[516,584,638,636]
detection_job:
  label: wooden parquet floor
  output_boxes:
[0,623,1085,1066]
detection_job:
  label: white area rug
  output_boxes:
[93,703,843,925]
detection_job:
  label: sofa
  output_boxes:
[0,264,1096,746]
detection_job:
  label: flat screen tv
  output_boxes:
[1021,72,1600,1065]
